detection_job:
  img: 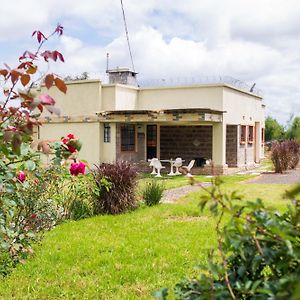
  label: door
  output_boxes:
[147,125,157,159]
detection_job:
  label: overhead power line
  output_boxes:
[120,0,136,72]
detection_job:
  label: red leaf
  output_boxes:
[39,94,55,106]
[44,74,54,89]
[19,92,33,101]
[10,70,21,84]
[57,51,65,62]
[21,74,30,86]
[55,24,64,36]
[0,69,8,77]
[54,77,67,94]
[26,65,37,74]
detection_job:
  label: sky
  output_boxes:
[0,0,299,125]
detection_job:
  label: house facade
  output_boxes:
[38,69,265,174]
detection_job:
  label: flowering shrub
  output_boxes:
[0,25,67,276]
[93,161,138,214]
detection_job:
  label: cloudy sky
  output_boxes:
[0,0,299,124]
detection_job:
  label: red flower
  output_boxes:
[17,171,26,183]
[70,161,85,176]
[62,137,69,144]
[67,145,77,153]
[67,133,76,139]
[31,213,37,219]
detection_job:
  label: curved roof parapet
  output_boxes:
[137,75,262,97]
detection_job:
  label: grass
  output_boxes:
[0,174,296,299]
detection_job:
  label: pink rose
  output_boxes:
[70,161,85,176]
[17,171,26,183]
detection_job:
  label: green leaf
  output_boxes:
[25,160,36,171]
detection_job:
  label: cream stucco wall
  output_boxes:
[39,122,101,166]
[222,87,264,125]
[138,85,223,111]
[41,80,102,116]
[99,122,117,163]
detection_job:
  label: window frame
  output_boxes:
[261,128,265,145]
[104,123,111,143]
[240,125,247,144]
[248,125,254,144]
[120,124,136,152]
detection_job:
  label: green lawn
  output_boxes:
[0,174,296,299]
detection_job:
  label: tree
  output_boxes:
[265,116,285,141]
[286,116,300,142]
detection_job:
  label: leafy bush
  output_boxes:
[156,178,300,299]
[142,180,165,206]
[271,140,300,173]
[93,161,138,214]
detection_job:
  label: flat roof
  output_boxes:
[97,108,226,115]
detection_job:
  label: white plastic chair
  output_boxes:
[174,157,183,175]
[182,159,195,176]
[149,158,158,175]
[153,159,165,177]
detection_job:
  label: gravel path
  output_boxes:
[162,182,211,203]
[245,168,300,184]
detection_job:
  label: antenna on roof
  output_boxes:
[106,53,109,73]
[120,0,136,72]
[250,83,256,92]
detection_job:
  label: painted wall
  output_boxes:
[39,122,101,166]
[138,85,223,111]
[41,80,102,116]
[99,122,117,163]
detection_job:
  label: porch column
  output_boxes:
[254,122,261,163]
[212,123,227,172]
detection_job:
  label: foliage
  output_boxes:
[271,140,300,173]
[159,178,300,300]
[286,116,300,142]
[0,25,68,276]
[93,161,138,214]
[0,175,294,299]
[142,180,165,206]
[265,116,285,142]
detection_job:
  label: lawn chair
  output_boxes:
[182,159,195,176]
[174,157,183,175]
[152,159,165,177]
[149,158,159,175]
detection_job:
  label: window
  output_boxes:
[121,124,136,151]
[240,125,247,144]
[261,128,265,144]
[248,125,254,144]
[104,123,111,143]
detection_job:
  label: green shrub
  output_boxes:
[142,180,165,206]
[93,161,138,214]
[156,178,300,299]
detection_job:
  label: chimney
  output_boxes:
[106,67,138,86]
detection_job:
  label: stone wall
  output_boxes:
[226,125,238,167]
[160,125,212,163]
